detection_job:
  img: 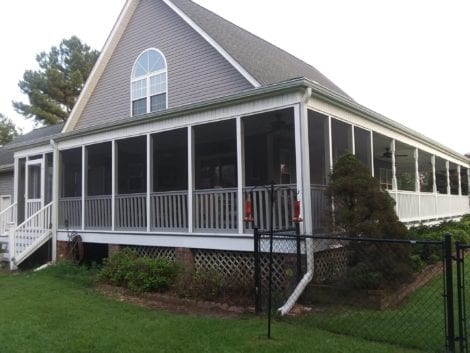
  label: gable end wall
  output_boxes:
[76,0,253,130]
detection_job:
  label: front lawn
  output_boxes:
[0,265,421,353]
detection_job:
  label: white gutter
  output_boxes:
[278,87,314,316]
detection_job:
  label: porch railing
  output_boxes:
[194,188,237,232]
[0,202,17,236]
[151,191,187,231]
[59,197,82,228]
[391,191,469,222]
[116,193,147,230]
[85,195,112,229]
[244,184,296,231]
[10,202,52,266]
[26,199,41,219]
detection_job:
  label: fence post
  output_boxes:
[254,227,262,313]
[295,222,302,284]
[455,242,465,353]
[444,233,455,353]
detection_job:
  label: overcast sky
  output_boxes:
[0,0,468,154]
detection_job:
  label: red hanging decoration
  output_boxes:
[244,199,254,223]
[292,200,303,223]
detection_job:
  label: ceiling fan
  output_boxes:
[382,147,408,158]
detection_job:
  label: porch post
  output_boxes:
[236,116,245,234]
[40,153,46,208]
[370,132,375,177]
[187,127,194,233]
[327,116,333,173]
[111,140,116,231]
[415,148,421,219]
[294,97,312,234]
[146,134,152,232]
[431,155,437,193]
[457,165,462,196]
[51,141,59,262]
[351,125,355,155]
[13,157,19,218]
[81,146,86,230]
[391,139,397,191]
[446,161,450,195]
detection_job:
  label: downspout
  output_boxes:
[50,139,59,263]
[278,87,313,316]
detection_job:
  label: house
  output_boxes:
[2,0,469,295]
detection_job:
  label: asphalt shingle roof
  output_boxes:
[11,123,64,145]
[171,0,351,99]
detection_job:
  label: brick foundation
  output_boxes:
[175,247,194,269]
[57,241,69,261]
[108,244,121,257]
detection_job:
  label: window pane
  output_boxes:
[150,73,166,95]
[194,120,237,189]
[331,118,352,163]
[354,127,371,170]
[395,141,415,191]
[373,132,393,190]
[131,79,147,100]
[418,150,433,192]
[461,167,469,195]
[435,157,447,194]
[132,98,147,116]
[150,93,166,112]
[148,50,165,72]
[244,108,296,186]
[308,110,329,185]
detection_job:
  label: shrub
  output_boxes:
[100,249,179,292]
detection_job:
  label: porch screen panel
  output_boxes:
[435,157,447,194]
[449,162,459,195]
[418,150,433,192]
[461,167,469,195]
[308,110,330,232]
[331,118,352,164]
[373,132,393,190]
[354,127,371,171]
[117,136,147,230]
[194,119,237,232]
[395,141,416,192]
[60,148,82,228]
[45,153,53,204]
[152,128,188,231]
[243,108,296,230]
[86,142,112,229]
[17,158,26,224]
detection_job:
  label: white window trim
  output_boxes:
[130,48,168,116]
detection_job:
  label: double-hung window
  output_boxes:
[131,49,167,116]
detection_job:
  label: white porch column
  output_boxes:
[146,134,152,232]
[236,117,245,234]
[414,148,420,192]
[111,140,116,231]
[457,165,462,196]
[391,139,397,191]
[40,153,46,208]
[351,125,356,155]
[51,141,59,262]
[446,161,450,195]
[81,146,86,230]
[431,155,437,193]
[370,131,375,177]
[187,126,194,233]
[328,116,333,173]
[13,157,19,215]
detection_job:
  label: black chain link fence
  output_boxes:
[255,231,449,352]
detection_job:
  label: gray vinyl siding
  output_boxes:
[0,171,13,198]
[76,0,253,130]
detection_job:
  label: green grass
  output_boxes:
[0,264,422,353]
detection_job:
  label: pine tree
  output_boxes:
[0,114,21,146]
[12,36,99,125]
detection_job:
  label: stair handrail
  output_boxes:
[0,202,17,235]
[15,201,53,231]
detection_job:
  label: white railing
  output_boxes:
[311,185,328,231]
[391,191,469,222]
[194,188,237,232]
[244,184,296,231]
[116,193,147,230]
[0,202,17,236]
[26,199,41,219]
[59,197,82,228]
[151,191,187,231]
[10,202,52,266]
[85,195,112,229]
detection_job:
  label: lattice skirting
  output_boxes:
[313,247,348,283]
[125,245,176,262]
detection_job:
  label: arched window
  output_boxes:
[131,49,167,116]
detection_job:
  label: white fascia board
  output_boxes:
[162,0,260,88]
[62,0,139,133]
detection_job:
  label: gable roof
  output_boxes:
[63,0,350,132]
[170,0,351,99]
[11,123,64,145]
